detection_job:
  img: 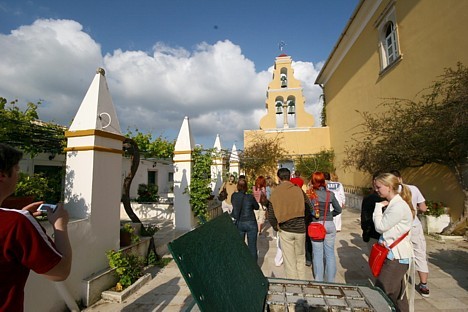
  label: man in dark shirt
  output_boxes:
[360,173,383,251]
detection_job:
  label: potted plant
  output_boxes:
[140,224,159,237]
[120,223,140,247]
[420,200,450,234]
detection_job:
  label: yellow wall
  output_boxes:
[244,127,331,156]
[318,0,468,217]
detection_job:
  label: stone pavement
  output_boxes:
[85,208,468,311]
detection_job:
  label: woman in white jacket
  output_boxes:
[373,173,415,312]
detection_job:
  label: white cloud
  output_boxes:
[0,19,324,150]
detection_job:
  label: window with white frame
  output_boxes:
[376,5,401,71]
[384,22,399,64]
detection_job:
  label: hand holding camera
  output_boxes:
[38,203,57,214]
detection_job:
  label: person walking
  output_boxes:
[252,176,267,235]
[324,172,345,232]
[306,172,342,282]
[390,170,430,297]
[267,168,311,280]
[0,143,72,312]
[266,176,283,266]
[373,172,414,312]
[231,179,260,261]
[219,174,237,214]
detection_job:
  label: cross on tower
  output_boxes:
[279,41,286,52]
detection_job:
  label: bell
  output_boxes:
[276,102,283,114]
[287,101,295,114]
[280,74,287,88]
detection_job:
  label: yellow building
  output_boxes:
[244,54,331,172]
[315,0,468,219]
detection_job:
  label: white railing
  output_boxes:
[343,185,365,210]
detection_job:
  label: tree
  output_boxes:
[295,150,336,182]
[0,97,65,156]
[121,131,175,222]
[240,134,287,181]
[344,63,468,234]
[121,138,142,224]
[125,129,175,159]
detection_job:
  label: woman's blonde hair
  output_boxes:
[375,173,415,219]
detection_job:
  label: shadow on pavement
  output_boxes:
[428,248,468,291]
[122,277,184,312]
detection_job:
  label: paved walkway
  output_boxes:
[85,208,468,311]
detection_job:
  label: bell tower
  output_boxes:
[259,54,314,130]
[244,53,330,166]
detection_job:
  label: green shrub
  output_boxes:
[141,224,159,237]
[425,200,446,217]
[14,173,53,200]
[120,223,140,244]
[106,250,144,290]
[137,183,159,203]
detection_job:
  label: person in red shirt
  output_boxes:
[290,171,304,188]
[0,144,72,312]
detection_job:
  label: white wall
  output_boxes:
[121,158,174,199]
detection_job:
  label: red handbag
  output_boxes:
[369,231,409,277]
[308,191,330,240]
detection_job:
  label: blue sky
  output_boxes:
[0,0,359,150]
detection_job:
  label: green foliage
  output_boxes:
[147,250,158,265]
[125,129,175,159]
[425,200,446,217]
[186,147,213,220]
[295,150,336,182]
[343,63,468,174]
[14,173,57,201]
[106,250,144,290]
[320,94,327,127]
[137,183,159,203]
[120,223,140,244]
[0,97,65,156]
[141,224,159,237]
[155,257,172,268]
[241,134,287,181]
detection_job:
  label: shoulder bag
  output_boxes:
[308,191,330,241]
[369,231,409,277]
[218,183,227,201]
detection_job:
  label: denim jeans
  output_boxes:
[237,220,258,261]
[311,221,337,282]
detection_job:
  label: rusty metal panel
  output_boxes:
[266,278,395,311]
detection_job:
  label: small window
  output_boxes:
[376,5,401,72]
[168,172,174,182]
[385,22,399,64]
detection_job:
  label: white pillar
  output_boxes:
[64,68,124,257]
[211,134,224,194]
[173,116,196,230]
[229,144,240,177]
